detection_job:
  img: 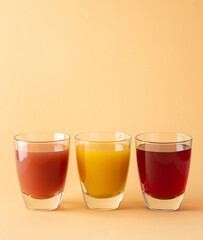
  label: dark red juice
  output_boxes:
[136,144,191,199]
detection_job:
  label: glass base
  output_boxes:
[22,191,64,210]
[82,192,124,210]
[142,191,184,211]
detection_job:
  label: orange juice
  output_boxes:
[76,143,130,198]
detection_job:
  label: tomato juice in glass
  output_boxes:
[14,133,70,210]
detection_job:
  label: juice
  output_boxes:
[136,143,191,199]
[15,143,69,199]
[76,143,130,198]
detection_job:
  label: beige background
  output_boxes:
[0,0,203,239]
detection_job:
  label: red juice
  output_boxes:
[15,143,69,199]
[136,144,191,199]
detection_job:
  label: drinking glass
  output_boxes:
[14,133,70,210]
[135,132,192,211]
[75,132,131,210]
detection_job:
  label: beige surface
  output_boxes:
[0,0,203,239]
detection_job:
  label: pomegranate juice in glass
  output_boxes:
[135,133,192,211]
[14,133,70,210]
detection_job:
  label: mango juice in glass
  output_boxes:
[75,132,131,210]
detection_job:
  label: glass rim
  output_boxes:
[135,132,192,144]
[75,131,132,143]
[14,132,70,143]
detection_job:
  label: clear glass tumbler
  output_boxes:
[14,133,70,210]
[75,132,131,210]
[135,132,192,211]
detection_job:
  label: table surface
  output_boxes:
[1,148,203,240]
